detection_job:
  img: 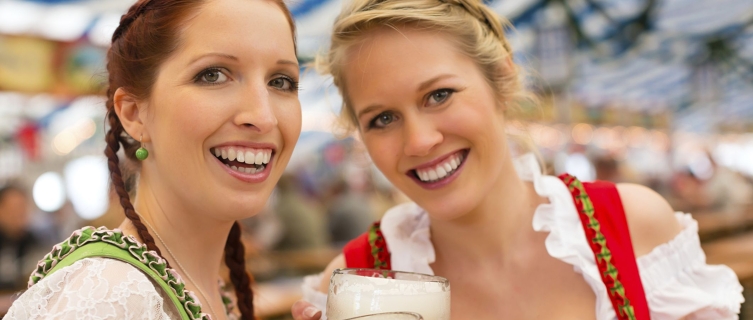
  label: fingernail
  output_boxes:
[304,306,320,318]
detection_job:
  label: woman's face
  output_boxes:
[143,0,300,220]
[343,26,510,220]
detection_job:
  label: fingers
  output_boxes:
[291,300,322,320]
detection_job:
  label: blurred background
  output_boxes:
[0,0,752,318]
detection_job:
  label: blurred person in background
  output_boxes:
[593,154,622,183]
[292,0,743,319]
[5,0,300,319]
[326,176,373,246]
[671,151,753,214]
[0,185,44,292]
[700,152,753,214]
[274,174,329,251]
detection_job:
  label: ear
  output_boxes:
[504,55,514,71]
[113,88,149,142]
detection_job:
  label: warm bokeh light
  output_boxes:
[32,171,66,212]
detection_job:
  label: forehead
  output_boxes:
[176,0,296,62]
[342,26,476,104]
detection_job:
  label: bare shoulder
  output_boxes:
[616,183,683,257]
[318,254,346,293]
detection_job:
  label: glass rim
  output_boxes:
[333,268,449,284]
[344,311,424,319]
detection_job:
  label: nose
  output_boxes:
[233,81,278,134]
[402,114,443,157]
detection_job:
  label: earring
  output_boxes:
[135,134,149,161]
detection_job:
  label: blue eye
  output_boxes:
[369,112,396,129]
[427,89,454,106]
[269,76,298,92]
[194,68,229,85]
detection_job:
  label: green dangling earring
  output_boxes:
[135,134,149,161]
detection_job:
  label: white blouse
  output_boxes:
[302,154,744,320]
[5,258,180,320]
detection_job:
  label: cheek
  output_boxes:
[152,88,229,143]
[363,133,402,176]
[276,99,302,148]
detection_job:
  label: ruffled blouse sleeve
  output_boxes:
[5,257,180,320]
[301,273,328,314]
[637,213,744,320]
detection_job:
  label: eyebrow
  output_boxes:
[189,52,239,65]
[356,104,385,121]
[277,59,299,68]
[355,74,458,120]
[418,74,457,92]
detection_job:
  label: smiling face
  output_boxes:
[343,26,510,220]
[141,0,300,221]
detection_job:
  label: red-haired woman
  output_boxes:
[6,0,299,319]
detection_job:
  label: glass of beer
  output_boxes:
[326,268,450,320]
[344,312,424,319]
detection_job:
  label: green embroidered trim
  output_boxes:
[29,226,220,320]
[367,222,390,269]
[560,174,637,320]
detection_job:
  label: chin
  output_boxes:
[221,191,272,220]
[415,197,474,222]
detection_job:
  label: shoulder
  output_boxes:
[7,257,172,320]
[318,254,346,293]
[40,257,161,291]
[615,183,683,257]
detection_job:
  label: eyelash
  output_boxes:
[192,67,299,93]
[427,88,455,106]
[365,88,456,130]
[193,66,228,86]
[271,75,300,93]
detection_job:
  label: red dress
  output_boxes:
[343,175,650,320]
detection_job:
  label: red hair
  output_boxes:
[103,1,296,318]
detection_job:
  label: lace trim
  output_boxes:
[559,174,637,320]
[28,226,231,320]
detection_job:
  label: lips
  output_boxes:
[212,146,272,174]
[407,149,469,189]
[210,143,276,183]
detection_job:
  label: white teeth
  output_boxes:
[243,167,252,174]
[264,151,271,164]
[228,149,237,161]
[244,151,255,165]
[254,152,264,165]
[231,166,238,171]
[237,151,245,163]
[428,170,438,181]
[415,152,467,182]
[221,149,228,159]
[214,148,221,157]
[436,167,447,179]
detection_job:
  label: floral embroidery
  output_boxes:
[559,174,636,320]
[29,226,227,320]
[368,222,391,269]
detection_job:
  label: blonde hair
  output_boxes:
[317,0,541,164]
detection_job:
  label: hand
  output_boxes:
[291,300,322,320]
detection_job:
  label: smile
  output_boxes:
[210,145,275,182]
[408,149,469,189]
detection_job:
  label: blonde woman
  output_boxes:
[292,0,744,319]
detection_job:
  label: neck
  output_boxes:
[430,154,544,265]
[119,174,233,318]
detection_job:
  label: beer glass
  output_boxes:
[326,268,450,320]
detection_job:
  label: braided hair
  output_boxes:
[104,1,296,319]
